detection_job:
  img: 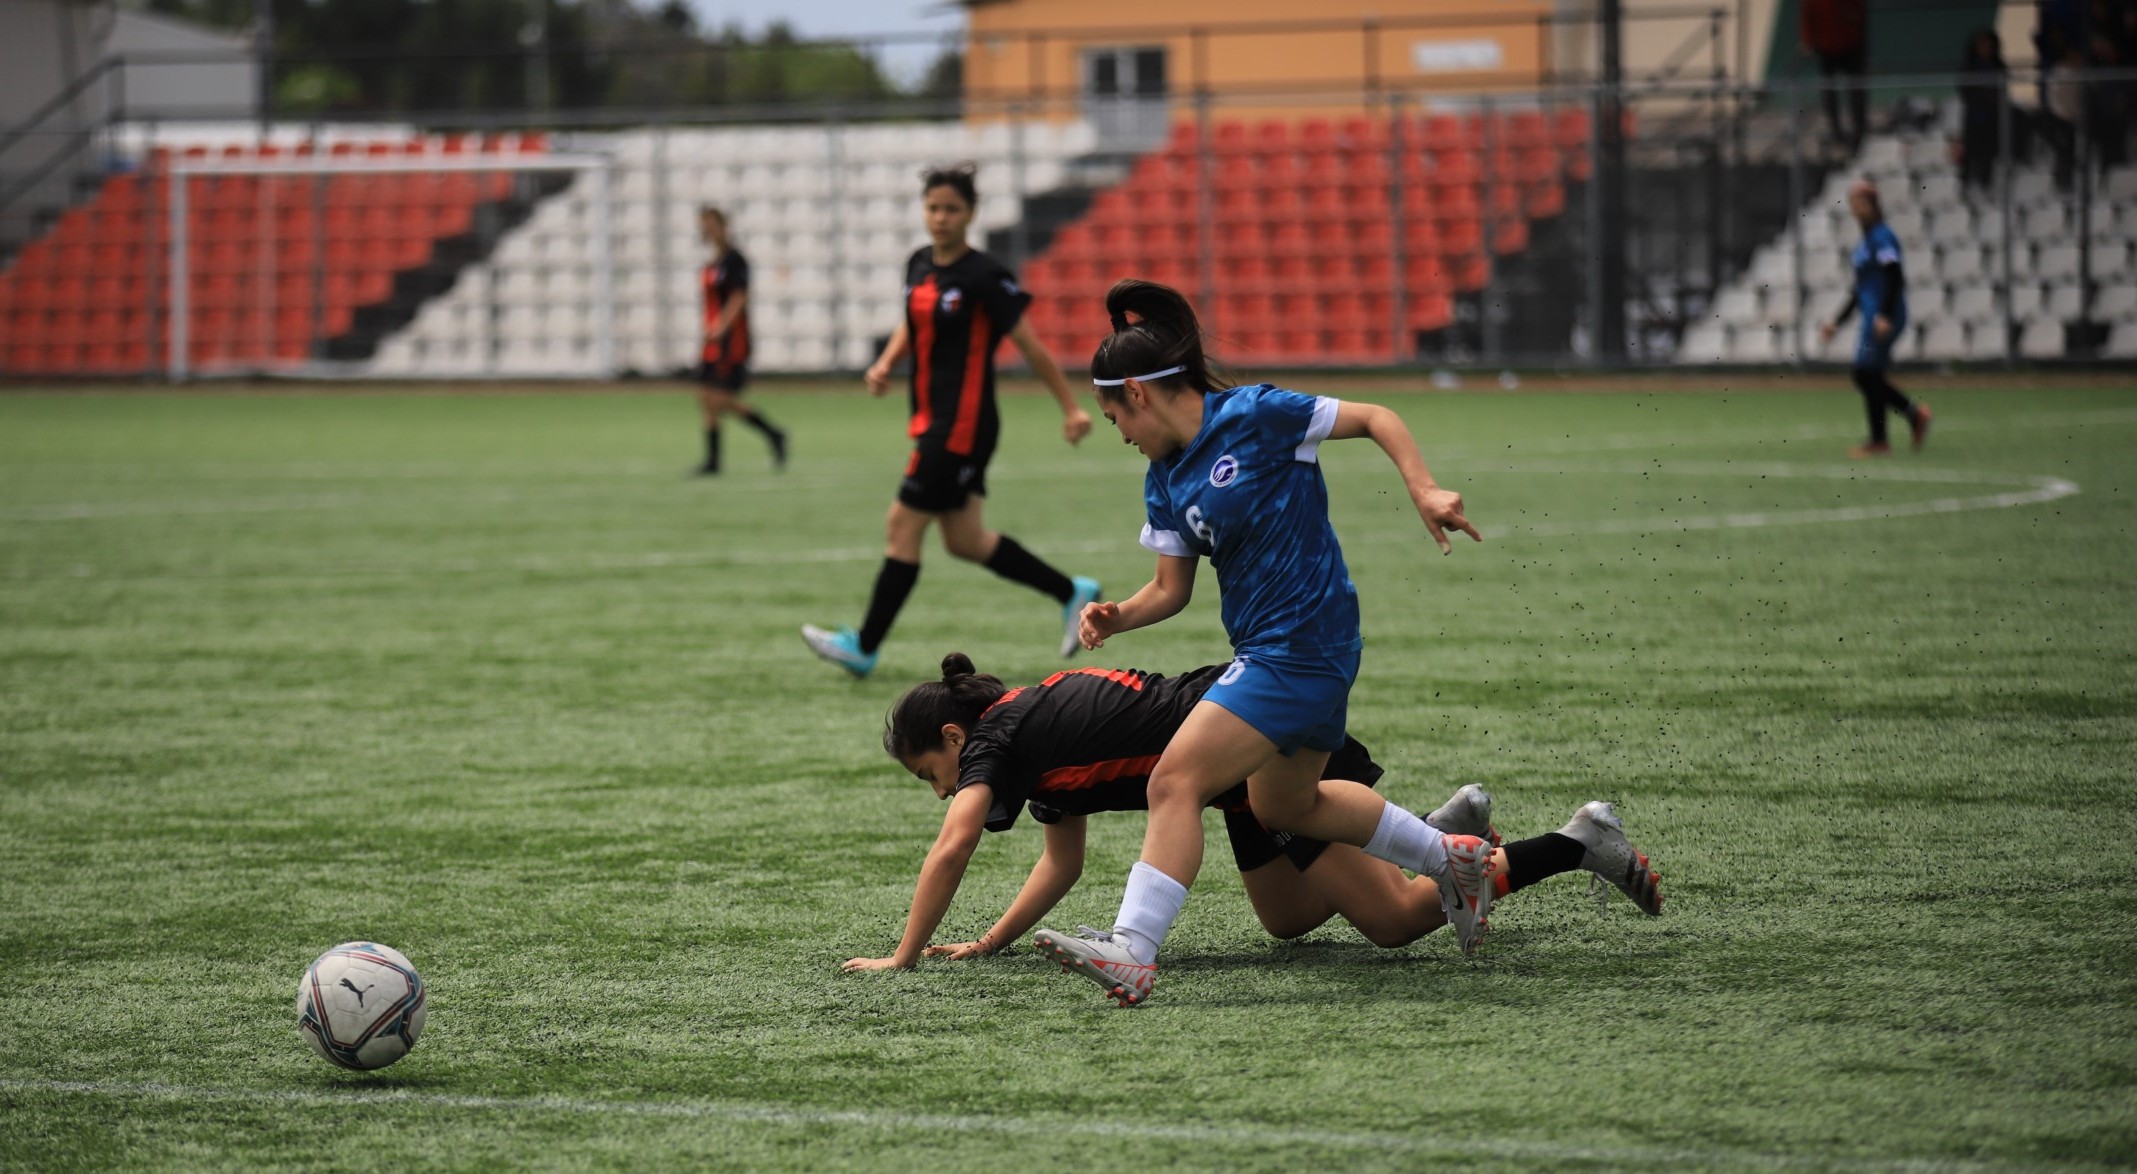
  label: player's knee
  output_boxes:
[1247,786,1314,830]
[1255,907,1320,940]
[943,531,988,561]
[1145,765,1206,811]
[1354,916,1422,949]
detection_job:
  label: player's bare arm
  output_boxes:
[1328,400,1481,555]
[1006,319,1091,445]
[1080,554,1196,649]
[864,321,912,397]
[928,815,1087,959]
[842,785,990,972]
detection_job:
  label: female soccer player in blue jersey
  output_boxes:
[1819,178,1931,458]
[1032,280,1493,1006]
[840,653,1659,975]
[801,164,1101,678]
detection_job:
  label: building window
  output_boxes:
[1082,46,1168,148]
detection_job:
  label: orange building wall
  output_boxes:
[963,0,1555,124]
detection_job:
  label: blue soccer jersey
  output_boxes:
[1138,384,1362,657]
[1852,223,1907,320]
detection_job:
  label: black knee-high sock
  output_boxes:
[983,535,1074,603]
[1851,368,1889,444]
[1498,832,1587,895]
[702,427,721,471]
[858,558,920,654]
[1852,367,1914,445]
[739,409,784,442]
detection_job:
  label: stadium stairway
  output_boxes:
[0,135,554,377]
[1679,128,2137,363]
[1016,112,1593,366]
[365,122,1098,377]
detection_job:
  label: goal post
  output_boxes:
[163,149,616,381]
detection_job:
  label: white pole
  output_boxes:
[168,169,188,382]
[593,157,615,377]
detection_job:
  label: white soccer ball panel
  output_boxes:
[295,941,426,1071]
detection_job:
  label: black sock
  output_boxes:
[858,558,920,654]
[1850,368,1890,445]
[983,535,1074,603]
[1499,832,1587,894]
[702,427,721,471]
[740,410,784,442]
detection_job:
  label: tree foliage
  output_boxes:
[145,0,911,116]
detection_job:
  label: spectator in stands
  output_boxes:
[1819,179,1929,459]
[1957,30,2010,194]
[692,205,786,475]
[2040,43,2086,188]
[1801,0,1870,153]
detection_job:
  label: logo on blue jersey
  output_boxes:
[940,288,964,315]
[1209,455,1239,488]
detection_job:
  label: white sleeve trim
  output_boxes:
[1140,523,1193,557]
[1295,395,1341,463]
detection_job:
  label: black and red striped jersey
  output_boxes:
[954,664,1218,832]
[952,664,1386,833]
[901,247,1031,456]
[701,247,750,365]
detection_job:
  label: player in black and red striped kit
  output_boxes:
[691,205,786,476]
[840,653,1664,975]
[802,164,1100,678]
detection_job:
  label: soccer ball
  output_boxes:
[295,942,427,1070]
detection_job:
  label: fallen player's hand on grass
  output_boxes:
[924,940,994,960]
[840,956,911,973]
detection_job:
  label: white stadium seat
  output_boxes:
[1919,318,1969,360]
[1949,284,1999,323]
[2019,318,2063,357]
[2093,283,2137,320]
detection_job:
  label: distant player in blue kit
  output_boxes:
[1820,178,1931,458]
[1032,280,1497,1007]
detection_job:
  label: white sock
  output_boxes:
[1363,802,1448,877]
[1111,861,1189,965]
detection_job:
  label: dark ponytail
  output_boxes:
[920,161,979,207]
[882,651,1008,758]
[1089,279,1224,403]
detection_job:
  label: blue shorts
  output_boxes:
[1854,313,1906,370]
[1201,648,1361,756]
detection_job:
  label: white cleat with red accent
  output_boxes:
[1426,783,1499,847]
[1033,926,1154,1008]
[1556,801,1664,916]
[1438,833,1498,956]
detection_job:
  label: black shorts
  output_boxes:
[897,441,993,512]
[1219,735,1386,873]
[695,359,748,393]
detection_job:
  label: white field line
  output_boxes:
[0,1077,2074,1173]
[1456,461,2082,537]
[0,462,2083,583]
[4,405,2133,522]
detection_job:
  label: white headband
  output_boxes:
[1092,365,1187,387]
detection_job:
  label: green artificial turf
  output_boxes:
[1,379,2132,1171]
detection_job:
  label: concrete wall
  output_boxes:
[107,7,257,121]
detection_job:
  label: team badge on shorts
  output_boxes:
[1209,455,1239,487]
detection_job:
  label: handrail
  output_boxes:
[1644,12,1722,87]
[0,125,102,214]
[0,56,118,157]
